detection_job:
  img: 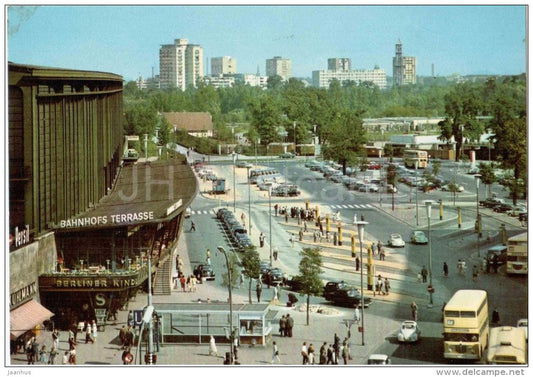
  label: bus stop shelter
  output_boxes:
[153,302,275,346]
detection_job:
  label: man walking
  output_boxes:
[279,315,286,337]
[256,282,262,303]
[286,314,294,337]
[271,341,281,364]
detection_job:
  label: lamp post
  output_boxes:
[247,166,251,235]
[293,121,296,155]
[415,160,419,226]
[424,200,435,307]
[268,187,273,266]
[232,152,236,213]
[217,246,234,364]
[356,221,368,346]
[474,174,482,258]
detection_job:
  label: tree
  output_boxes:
[438,83,484,161]
[431,159,442,177]
[221,252,241,289]
[240,246,261,304]
[248,96,282,145]
[157,117,173,146]
[297,247,324,326]
[322,109,366,174]
[478,162,497,199]
[383,144,394,161]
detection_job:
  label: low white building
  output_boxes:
[312,68,387,89]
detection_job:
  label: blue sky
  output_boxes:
[7,5,527,81]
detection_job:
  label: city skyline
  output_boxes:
[7,5,527,82]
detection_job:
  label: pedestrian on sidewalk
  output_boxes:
[421,266,428,283]
[206,248,211,264]
[256,282,262,303]
[279,315,286,337]
[259,232,265,247]
[354,306,361,324]
[327,344,334,364]
[299,228,304,242]
[285,212,289,223]
[48,346,58,365]
[376,275,383,295]
[355,256,360,272]
[189,221,196,232]
[411,301,418,321]
[274,204,278,216]
[271,341,281,364]
[52,329,59,350]
[286,314,294,337]
[341,340,349,364]
[308,343,315,364]
[209,335,219,357]
[333,333,341,364]
[39,345,48,364]
[301,342,309,365]
[92,320,98,341]
[371,242,377,256]
[62,351,69,365]
[353,213,357,225]
[290,234,295,248]
[472,264,479,281]
[319,342,327,364]
[273,247,279,261]
[85,321,94,344]
[443,262,449,277]
[303,220,308,233]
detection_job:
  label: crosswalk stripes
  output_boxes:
[329,203,375,210]
[190,209,216,216]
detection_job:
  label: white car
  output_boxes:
[367,354,392,365]
[388,233,405,248]
[517,318,528,342]
[397,320,421,343]
[442,183,464,192]
[185,207,192,218]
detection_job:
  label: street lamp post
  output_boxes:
[268,187,273,266]
[475,174,482,258]
[415,160,419,226]
[424,200,435,307]
[293,121,296,155]
[217,246,234,364]
[232,152,236,213]
[356,221,369,346]
[247,166,251,235]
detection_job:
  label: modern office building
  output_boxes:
[211,56,237,75]
[266,56,292,81]
[312,66,387,89]
[159,38,204,90]
[328,58,351,71]
[8,62,196,343]
[392,39,417,86]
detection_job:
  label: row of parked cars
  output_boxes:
[480,198,527,222]
[216,208,253,251]
[305,159,396,193]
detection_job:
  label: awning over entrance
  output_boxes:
[10,299,54,338]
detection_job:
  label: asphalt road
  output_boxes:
[182,153,527,365]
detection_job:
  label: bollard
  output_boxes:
[338,224,343,246]
[457,207,462,228]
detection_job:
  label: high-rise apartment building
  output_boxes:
[312,67,387,89]
[266,56,292,81]
[328,58,351,71]
[159,38,204,90]
[392,40,416,86]
[211,56,237,75]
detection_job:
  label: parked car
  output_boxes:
[367,354,392,365]
[323,281,372,308]
[286,275,305,292]
[279,152,295,159]
[367,162,382,170]
[205,173,218,181]
[386,184,397,193]
[410,230,428,245]
[263,267,284,286]
[260,261,271,276]
[506,205,527,217]
[236,161,253,168]
[480,198,506,208]
[185,207,192,218]
[442,183,464,192]
[397,320,421,343]
[193,264,215,281]
[467,167,480,175]
[493,203,513,213]
[368,184,380,193]
[387,233,405,248]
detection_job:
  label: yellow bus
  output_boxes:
[487,326,526,364]
[443,290,489,361]
[403,149,428,169]
[506,232,527,275]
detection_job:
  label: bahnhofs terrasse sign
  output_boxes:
[58,211,155,228]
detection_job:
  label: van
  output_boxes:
[485,245,507,266]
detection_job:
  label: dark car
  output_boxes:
[264,267,284,286]
[193,264,215,281]
[480,198,505,208]
[323,281,372,308]
[485,246,507,266]
[493,203,513,213]
[286,275,305,292]
[260,261,271,276]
